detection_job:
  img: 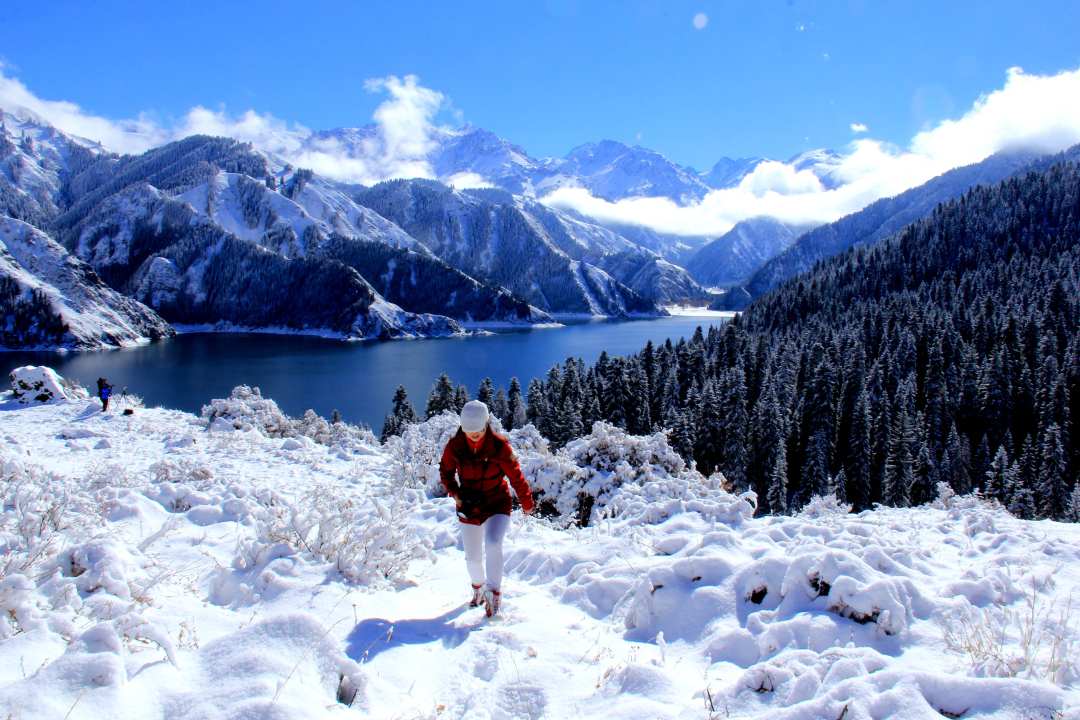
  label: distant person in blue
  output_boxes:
[96,377,113,412]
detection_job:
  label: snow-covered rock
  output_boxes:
[9,365,71,404]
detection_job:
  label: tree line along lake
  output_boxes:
[3,314,734,430]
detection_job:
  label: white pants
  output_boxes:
[462,514,510,591]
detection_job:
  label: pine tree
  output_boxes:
[829,468,848,504]
[493,388,509,428]
[985,446,1011,503]
[626,360,652,435]
[453,384,469,413]
[800,343,834,499]
[718,367,749,491]
[426,373,456,419]
[670,407,697,462]
[1037,423,1069,519]
[477,377,495,408]
[552,359,585,446]
[1007,462,1035,519]
[767,440,789,515]
[943,423,972,494]
[507,377,527,430]
[912,439,935,506]
[849,389,873,511]
[525,378,546,432]
[1068,483,1080,522]
[883,378,916,507]
[380,385,418,442]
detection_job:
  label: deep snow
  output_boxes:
[0,379,1077,720]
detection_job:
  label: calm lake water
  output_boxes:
[3,316,731,430]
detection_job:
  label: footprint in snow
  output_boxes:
[471,642,500,681]
[494,684,547,720]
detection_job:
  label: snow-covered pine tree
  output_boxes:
[985,446,1010,504]
[453,384,469,413]
[426,373,456,419]
[381,385,418,442]
[767,439,789,515]
[849,389,873,511]
[507,377,527,430]
[625,360,652,435]
[477,377,495,408]
[799,343,834,499]
[493,388,509,428]
[718,366,749,491]
[525,377,546,431]
[883,377,916,507]
[1037,422,1069,519]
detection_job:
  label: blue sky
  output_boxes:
[3,0,1079,169]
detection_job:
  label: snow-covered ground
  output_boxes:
[1,378,1077,719]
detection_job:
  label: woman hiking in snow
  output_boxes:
[439,400,534,617]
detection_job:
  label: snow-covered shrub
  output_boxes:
[797,494,852,519]
[541,422,686,525]
[9,365,71,404]
[526,422,754,527]
[237,482,434,586]
[932,481,956,508]
[385,410,461,495]
[200,385,293,437]
[0,459,80,579]
[512,425,584,525]
[938,574,1079,685]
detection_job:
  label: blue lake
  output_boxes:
[2,315,732,430]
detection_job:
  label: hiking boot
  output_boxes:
[469,583,484,608]
[484,588,501,617]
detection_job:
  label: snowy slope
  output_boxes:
[0,216,173,350]
[685,217,815,288]
[1,384,1077,719]
[354,180,664,317]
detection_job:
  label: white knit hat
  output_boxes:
[460,400,489,432]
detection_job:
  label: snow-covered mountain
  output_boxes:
[717,147,1069,309]
[353,180,667,316]
[0,114,545,339]
[685,217,815,288]
[0,216,172,349]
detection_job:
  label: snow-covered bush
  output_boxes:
[385,410,461,495]
[1,458,80,580]
[797,494,852,519]
[201,388,379,454]
[938,574,1079,685]
[200,385,293,437]
[236,481,434,586]
[9,365,71,404]
[523,422,754,527]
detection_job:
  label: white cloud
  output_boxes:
[692,13,708,30]
[850,122,869,133]
[445,171,494,189]
[542,66,1080,236]
[0,65,167,154]
[0,66,446,185]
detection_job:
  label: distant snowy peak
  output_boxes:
[786,148,844,188]
[0,215,172,350]
[0,110,102,227]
